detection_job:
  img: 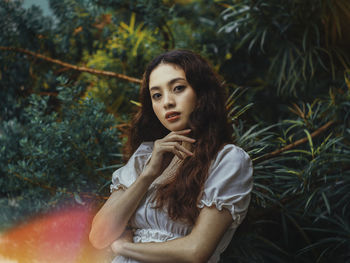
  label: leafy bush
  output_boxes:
[0,83,122,230]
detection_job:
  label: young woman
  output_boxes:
[89,50,253,263]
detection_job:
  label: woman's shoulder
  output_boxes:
[127,141,154,169]
[207,143,253,182]
[212,143,251,167]
[133,141,154,156]
[110,142,154,191]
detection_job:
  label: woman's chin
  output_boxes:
[163,122,189,132]
[167,126,187,132]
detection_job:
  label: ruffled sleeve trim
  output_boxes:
[197,198,250,228]
[197,144,253,228]
[110,178,128,192]
[110,142,153,193]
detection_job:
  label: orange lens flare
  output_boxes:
[0,205,113,263]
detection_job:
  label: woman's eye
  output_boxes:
[152,93,161,100]
[174,85,185,92]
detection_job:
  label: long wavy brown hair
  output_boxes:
[126,50,233,225]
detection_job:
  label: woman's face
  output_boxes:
[149,63,197,132]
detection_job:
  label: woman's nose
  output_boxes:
[163,93,175,108]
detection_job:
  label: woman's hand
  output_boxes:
[90,129,195,250]
[111,229,134,255]
[143,129,195,179]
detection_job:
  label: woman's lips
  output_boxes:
[165,112,180,122]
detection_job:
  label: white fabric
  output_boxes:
[110,142,253,263]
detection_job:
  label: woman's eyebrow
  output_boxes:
[168,77,186,86]
[150,77,186,91]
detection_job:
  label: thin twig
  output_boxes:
[12,171,56,194]
[0,46,142,84]
[255,120,336,163]
[10,171,108,200]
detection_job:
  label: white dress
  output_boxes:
[110,142,253,263]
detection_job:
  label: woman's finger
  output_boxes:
[161,142,193,158]
[170,129,192,135]
[155,143,183,159]
[174,143,194,156]
[163,129,195,142]
[163,134,196,143]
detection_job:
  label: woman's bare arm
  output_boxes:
[111,206,234,263]
[89,173,154,249]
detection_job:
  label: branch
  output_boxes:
[255,120,336,163]
[0,46,142,84]
[10,170,107,200]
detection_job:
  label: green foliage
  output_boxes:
[79,12,163,115]
[0,83,121,230]
[219,0,350,95]
[225,85,350,262]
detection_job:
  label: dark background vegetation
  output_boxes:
[1,0,350,262]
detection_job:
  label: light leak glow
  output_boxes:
[0,205,113,263]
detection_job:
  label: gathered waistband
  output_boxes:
[133,228,182,243]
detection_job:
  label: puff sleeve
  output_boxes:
[110,142,153,192]
[198,144,253,228]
